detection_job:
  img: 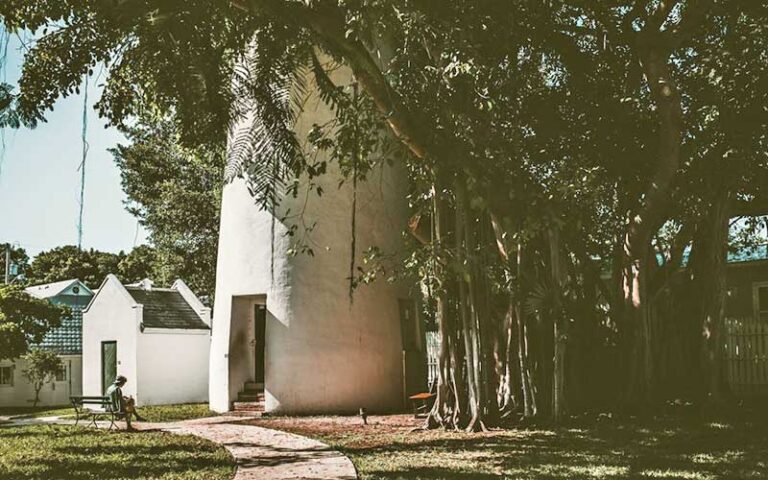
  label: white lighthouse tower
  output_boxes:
[208,62,416,414]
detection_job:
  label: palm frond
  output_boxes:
[225,34,313,211]
[311,51,344,111]
[524,279,559,318]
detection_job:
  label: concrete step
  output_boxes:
[243,382,264,392]
[228,410,265,418]
[237,392,266,402]
[233,401,265,412]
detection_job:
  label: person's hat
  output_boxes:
[115,375,127,383]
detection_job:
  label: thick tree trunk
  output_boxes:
[454,183,493,431]
[547,228,567,422]
[700,204,728,406]
[428,287,455,428]
[621,237,655,406]
[688,190,731,406]
[520,301,538,418]
[617,40,684,408]
[498,286,521,415]
[489,212,517,415]
[472,217,499,428]
[427,179,462,429]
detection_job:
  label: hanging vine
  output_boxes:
[307,63,388,303]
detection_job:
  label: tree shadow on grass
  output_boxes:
[234,443,348,469]
[0,425,83,440]
[53,440,219,458]
[0,425,233,480]
[23,454,233,480]
[370,467,504,480]
[336,417,768,480]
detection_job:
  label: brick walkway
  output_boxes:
[146,416,358,480]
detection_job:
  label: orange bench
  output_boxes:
[408,392,436,418]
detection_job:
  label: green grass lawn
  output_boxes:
[0,406,72,419]
[132,403,219,423]
[0,403,217,422]
[254,413,768,480]
[0,424,234,480]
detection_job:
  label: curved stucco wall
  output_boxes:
[210,63,411,414]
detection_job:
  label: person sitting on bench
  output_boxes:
[106,375,145,431]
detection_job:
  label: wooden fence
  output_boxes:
[426,331,440,387]
[723,317,768,396]
[424,321,767,397]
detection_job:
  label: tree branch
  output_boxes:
[645,0,680,33]
[242,0,431,161]
[664,0,715,48]
[730,199,768,217]
[623,0,649,36]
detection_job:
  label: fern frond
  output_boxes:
[225,34,314,211]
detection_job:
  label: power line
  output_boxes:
[4,243,10,285]
[77,75,90,250]
[0,30,7,83]
[0,29,10,180]
[133,218,141,247]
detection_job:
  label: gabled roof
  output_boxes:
[125,286,210,331]
[25,279,93,300]
[36,307,84,355]
[24,279,92,354]
[85,275,209,331]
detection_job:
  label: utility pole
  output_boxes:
[4,243,10,285]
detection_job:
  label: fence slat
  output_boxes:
[723,317,768,396]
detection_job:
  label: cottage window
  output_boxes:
[55,364,67,382]
[0,366,13,386]
[755,284,768,320]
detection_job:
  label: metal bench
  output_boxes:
[70,396,123,430]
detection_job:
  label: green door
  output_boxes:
[101,341,117,394]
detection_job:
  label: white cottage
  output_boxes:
[82,275,211,406]
[209,59,425,415]
[0,279,93,407]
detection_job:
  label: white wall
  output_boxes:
[0,355,82,407]
[136,328,210,406]
[82,276,140,400]
[210,60,411,414]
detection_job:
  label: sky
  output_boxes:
[0,34,148,258]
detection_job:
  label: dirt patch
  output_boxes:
[248,414,509,451]
[248,414,415,449]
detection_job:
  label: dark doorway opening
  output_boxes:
[254,305,266,384]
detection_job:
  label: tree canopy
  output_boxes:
[25,245,158,290]
[25,245,125,289]
[1,0,767,429]
[0,284,67,360]
[111,117,223,299]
